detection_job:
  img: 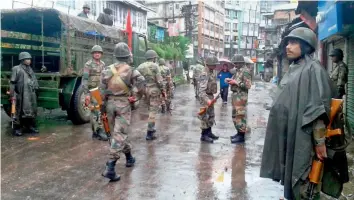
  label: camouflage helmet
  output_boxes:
[159,58,166,65]
[329,48,343,58]
[18,52,32,60]
[283,27,317,50]
[83,3,90,9]
[145,50,158,59]
[205,55,220,66]
[114,42,131,58]
[91,45,103,53]
[231,54,245,63]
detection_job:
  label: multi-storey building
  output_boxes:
[8,0,149,35]
[146,0,224,58]
[223,0,242,59]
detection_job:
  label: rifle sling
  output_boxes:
[109,65,131,95]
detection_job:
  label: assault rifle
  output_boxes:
[89,88,111,139]
[307,98,344,199]
[198,93,220,116]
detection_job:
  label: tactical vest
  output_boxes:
[230,67,248,93]
[107,63,132,96]
[205,71,217,94]
[88,62,104,89]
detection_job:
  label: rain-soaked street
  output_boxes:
[1,82,353,200]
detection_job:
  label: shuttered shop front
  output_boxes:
[347,35,354,135]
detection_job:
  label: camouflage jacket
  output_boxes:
[100,61,145,99]
[193,64,204,80]
[82,59,105,93]
[230,65,252,93]
[136,61,164,91]
[77,11,88,18]
[330,61,348,87]
[198,67,218,105]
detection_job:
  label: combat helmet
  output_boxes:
[114,42,131,58]
[83,3,90,9]
[91,45,103,53]
[19,52,32,60]
[145,50,158,60]
[329,49,343,58]
[231,54,245,63]
[159,58,166,65]
[283,27,317,50]
[205,55,220,66]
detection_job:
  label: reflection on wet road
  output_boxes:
[1,82,284,200]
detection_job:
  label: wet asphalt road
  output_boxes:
[1,82,285,200]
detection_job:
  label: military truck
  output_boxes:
[1,8,148,124]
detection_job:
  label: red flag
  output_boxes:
[125,9,132,50]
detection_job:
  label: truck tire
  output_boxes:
[67,85,90,125]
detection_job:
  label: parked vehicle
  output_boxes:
[1,8,147,124]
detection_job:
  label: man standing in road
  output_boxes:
[158,58,173,113]
[260,27,337,200]
[9,52,39,136]
[217,64,232,104]
[137,50,165,140]
[77,4,90,18]
[82,45,108,141]
[101,42,145,182]
[192,59,204,99]
[226,55,252,144]
[329,48,348,99]
[198,55,220,143]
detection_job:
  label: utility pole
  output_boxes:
[182,1,195,83]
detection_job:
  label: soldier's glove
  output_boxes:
[84,96,90,106]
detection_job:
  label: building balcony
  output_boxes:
[264,24,277,31]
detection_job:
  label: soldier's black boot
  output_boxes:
[13,127,22,136]
[96,129,108,141]
[200,129,213,143]
[161,105,166,113]
[231,132,245,144]
[125,152,136,168]
[146,130,157,141]
[102,159,121,182]
[28,119,39,135]
[208,127,219,140]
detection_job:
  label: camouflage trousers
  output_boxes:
[106,97,132,160]
[193,79,199,97]
[232,92,248,133]
[89,98,103,133]
[161,86,172,110]
[146,87,161,132]
[198,94,215,129]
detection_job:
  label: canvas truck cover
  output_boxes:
[1,7,125,40]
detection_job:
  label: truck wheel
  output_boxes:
[67,85,90,125]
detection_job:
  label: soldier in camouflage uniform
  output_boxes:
[329,48,348,99]
[193,59,204,99]
[158,58,173,113]
[82,45,108,141]
[101,42,145,182]
[227,54,252,144]
[77,4,90,18]
[137,50,165,140]
[198,55,220,143]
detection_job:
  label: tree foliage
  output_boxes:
[148,35,190,61]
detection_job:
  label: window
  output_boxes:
[107,2,117,24]
[225,35,230,42]
[226,9,230,17]
[225,22,230,30]
[57,0,75,9]
[175,3,179,10]
[233,23,237,30]
[132,10,137,27]
[169,3,173,11]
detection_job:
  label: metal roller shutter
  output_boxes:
[347,35,354,136]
